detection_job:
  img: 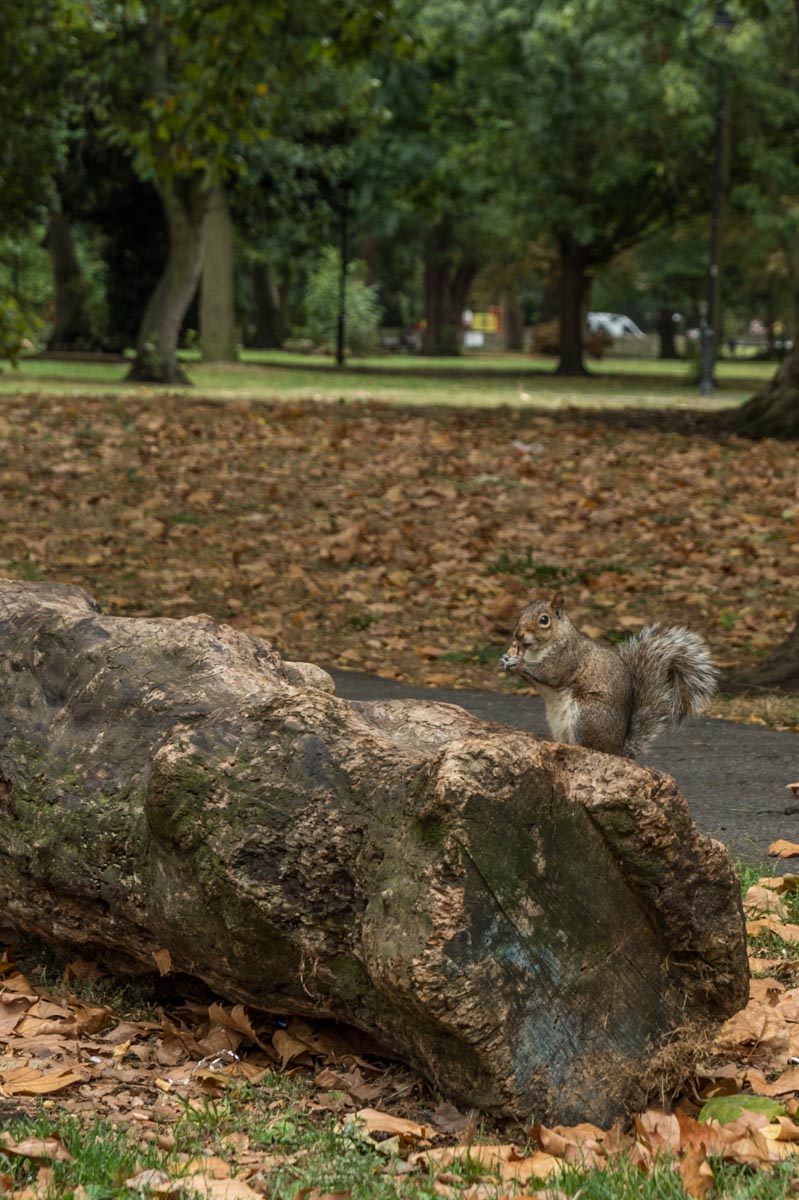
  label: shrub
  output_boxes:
[304,247,382,356]
[0,297,29,365]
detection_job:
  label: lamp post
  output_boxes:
[699,1,732,396]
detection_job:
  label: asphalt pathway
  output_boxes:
[329,668,799,866]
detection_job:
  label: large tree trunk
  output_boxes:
[656,308,679,360]
[421,224,477,356]
[502,293,525,351]
[555,238,589,376]
[734,347,799,438]
[200,186,238,363]
[42,208,96,352]
[723,610,799,692]
[127,176,211,385]
[0,581,748,1125]
[246,263,286,349]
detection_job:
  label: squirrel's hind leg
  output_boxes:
[573,703,629,757]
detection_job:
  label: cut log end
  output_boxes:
[0,580,749,1123]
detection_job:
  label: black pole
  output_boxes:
[336,189,349,367]
[700,2,731,396]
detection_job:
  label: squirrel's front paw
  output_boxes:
[499,653,521,673]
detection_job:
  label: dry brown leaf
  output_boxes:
[769,840,799,859]
[293,1190,352,1200]
[634,1108,681,1152]
[125,1168,174,1192]
[0,1132,73,1162]
[153,948,173,976]
[757,875,799,895]
[207,1003,271,1052]
[176,1175,261,1199]
[679,1142,714,1199]
[747,915,799,942]
[744,886,790,920]
[716,999,790,1064]
[0,1065,86,1096]
[412,1144,558,1181]
[63,960,103,984]
[354,1107,436,1141]
[748,1066,799,1096]
[272,1029,313,1070]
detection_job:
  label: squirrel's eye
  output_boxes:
[538,614,550,627]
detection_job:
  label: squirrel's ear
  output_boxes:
[551,591,565,614]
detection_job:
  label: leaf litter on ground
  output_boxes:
[5,872,799,1198]
[0,394,797,728]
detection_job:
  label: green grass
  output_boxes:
[0,349,774,410]
[4,1105,798,1200]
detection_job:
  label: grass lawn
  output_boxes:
[0,349,775,409]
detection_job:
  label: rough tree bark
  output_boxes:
[42,208,97,352]
[734,345,799,438]
[0,582,748,1124]
[723,610,799,692]
[556,237,589,376]
[200,186,238,363]
[246,263,286,349]
[656,308,679,360]
[127,176,211,385]
[501,293,525,352]
[421,223,477,356]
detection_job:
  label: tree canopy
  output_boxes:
[2,0,799,420]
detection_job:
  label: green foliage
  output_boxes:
[0,297,31,365]
[698,1094,787,1125]
[304,247,382,355]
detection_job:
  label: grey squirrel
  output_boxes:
[499,592,717,758]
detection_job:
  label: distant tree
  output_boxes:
[354,5,505,356]
[87,1,395,383]
[729,0,799,435]
[468,0,725,375]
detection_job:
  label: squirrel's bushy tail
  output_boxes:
[619,625,717,757]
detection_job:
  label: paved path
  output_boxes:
[329,669,799,866]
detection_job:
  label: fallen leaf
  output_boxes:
[699,1094,786,1126]
[768,840,799,859]
[0,1132,73,1162]
[354,1108,436,1141]
[153,948,173,976]
[0,1065,86,1096]
[272,1029,313,1070]
[679,1142,714,1199]
[176,1175,262,1199]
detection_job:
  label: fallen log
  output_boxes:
[0,581,748,1123]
